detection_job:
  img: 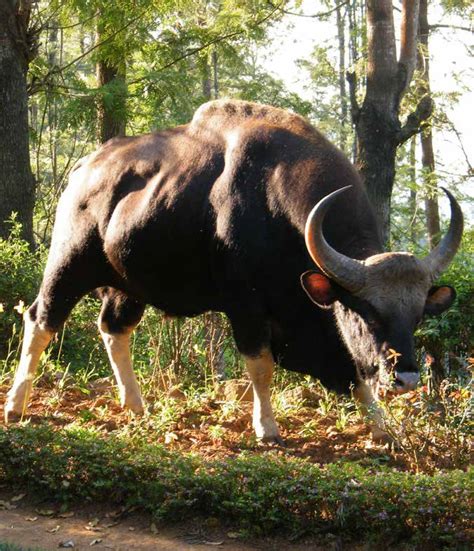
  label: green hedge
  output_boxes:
[0,425,471,549]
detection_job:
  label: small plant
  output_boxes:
[317,384,337,416]
[382,375,472,473]
[334,402,357,432]
[208,424,226,442]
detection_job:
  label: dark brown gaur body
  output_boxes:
[5,100,463,442]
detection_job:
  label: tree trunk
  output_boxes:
[96,60,127,143]
[212,48,219,99]
[336,4,348,152]
[351,0,422,246]
[0,0,36,245]
[418,0,441,248]
[201,55,212,100]
[408,136,418,243]
[96,18,126,143]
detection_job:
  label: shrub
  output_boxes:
[0,424,471,548]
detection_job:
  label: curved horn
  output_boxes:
[304,186,366,293]
[424,187,464,281]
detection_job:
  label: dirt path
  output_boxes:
[0,499,339,551]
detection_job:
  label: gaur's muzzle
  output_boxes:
[393,371,419,393]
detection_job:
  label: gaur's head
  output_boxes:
[301,187,463,394]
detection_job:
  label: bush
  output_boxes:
[0,424,471,548]
[415,229,473,386]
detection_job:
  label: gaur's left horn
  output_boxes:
[423,188,464,281]
[305,186,366,293]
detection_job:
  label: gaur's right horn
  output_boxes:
[422,187,464,281]
[305,186,366,293]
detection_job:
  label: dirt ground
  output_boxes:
[0,498,342,551]
[0,381,408,469]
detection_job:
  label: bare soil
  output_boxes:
[0,382,407,470]
[0,498,339,551]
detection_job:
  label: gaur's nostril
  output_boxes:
[394,371,419,391]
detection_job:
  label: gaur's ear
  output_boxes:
[301,271,338,309]
[424,286,456,316]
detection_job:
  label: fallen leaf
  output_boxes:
[227,532,239,539]
[90,539,102,546]
[47,525,61,533]
[164,432,178,444]
[36,508,55,516]
[25,516,38,522]
[85,525,103,532]
[204,541,224,546]
[11,493,26,502]
[150,522,158,534]
[0,500,17,511]
[58,540,75,548]
[58,511,75,518]
[128,526,135,531]
[103,521,120,528]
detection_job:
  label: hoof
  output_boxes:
[371,428,396,446]
[124,401,145,416]
[4,407,23,424]
[259,434,286,447]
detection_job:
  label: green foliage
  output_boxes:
[0,219,45,362]
[0,424,471,547]
[416,228,473,366]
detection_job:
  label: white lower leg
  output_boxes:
[5,314,52,421]
[353,380,389,441]
[244,348,280,441]
[99,326,144,414]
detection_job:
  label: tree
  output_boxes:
[0,0,37,245]
[418,0,441,249]
[348,0,433,245]
[96,15,127,143]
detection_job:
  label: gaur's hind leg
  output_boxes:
[97,288,146,414]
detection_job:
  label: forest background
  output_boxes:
[1,0,472,382]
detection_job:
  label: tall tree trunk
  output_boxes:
[418,0,444,389]
[212,48,219,99]
[349,0,430,246]
[418,0,441,248]
[408,136,418,243]
[336,3,348,152]
[347,0,362,162]
[0,0,36,245]
[201,55,212,100]
[96,19,126,144]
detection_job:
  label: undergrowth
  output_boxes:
[0,424,471,549]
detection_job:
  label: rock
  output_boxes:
[217,379,253,402]
[167,387,186,400]
[283,386,320,405]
